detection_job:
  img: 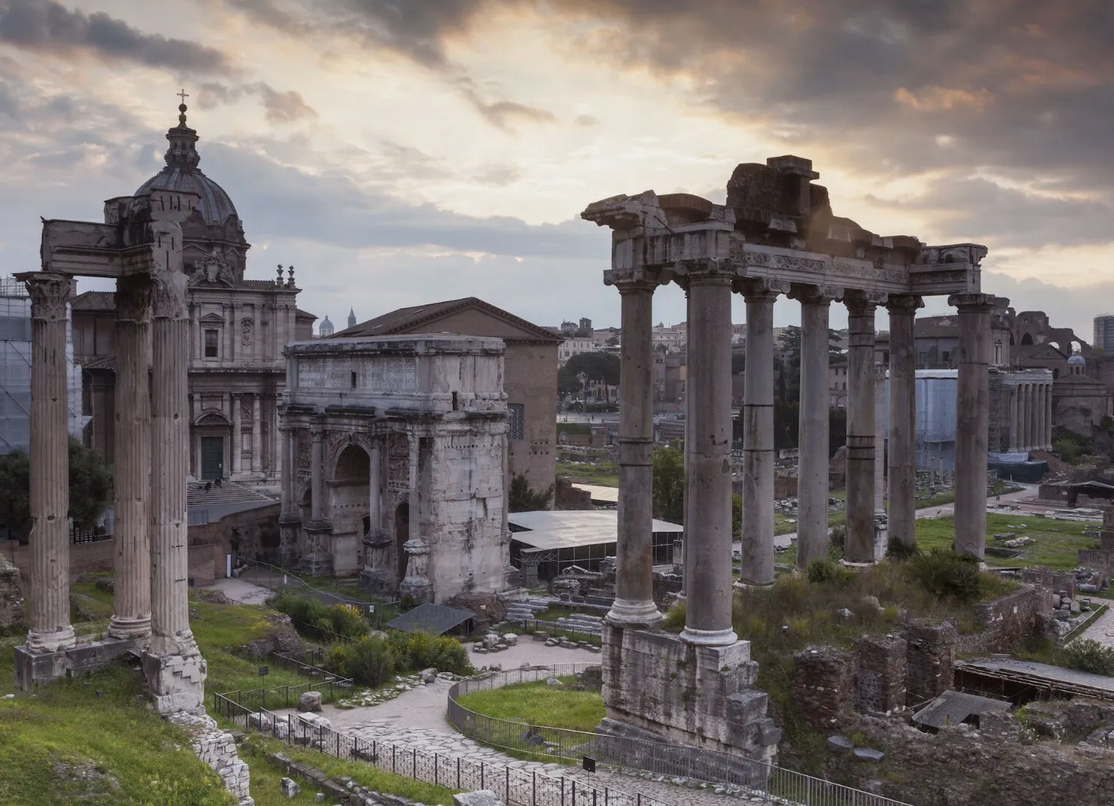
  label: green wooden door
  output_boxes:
[200,437,224,480]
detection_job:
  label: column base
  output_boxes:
[14,636,136,691]
[840,559,875,570]
[26,625,76,654]
[357,567,396,597]
[108,615,152,641]
[679,625,738,646]
[142,639,208,715]
[606,598,663,627]
[399,578,433,605]
[873,511,889,561]
[733,579,775,590]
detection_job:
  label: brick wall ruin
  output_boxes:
[0,551,24,628]
[903,622,957,705]
[791,647,853,730]
[854,635,907,714]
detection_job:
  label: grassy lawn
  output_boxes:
[916,513,1096,569]
[455,677,604,732]
[240,734,455,806]
[0,666,233,806]
[555,459,619,487]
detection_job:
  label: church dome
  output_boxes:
[133,102,239,227]
[1068,354,1086,365]
[319,315,335,337]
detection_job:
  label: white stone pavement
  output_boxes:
[1078,598,1114,648]
[269,640,775,806]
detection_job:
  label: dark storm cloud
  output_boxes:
[0,0,233,73]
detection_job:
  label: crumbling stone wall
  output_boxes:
[903,621,956,706]
[554,477,592,510]
[0,551,24,628]
[791,647,853,730]
[854,635,906,714]
[833,711,1114,806]
[958,585,1050,654]
[168,711,252,805]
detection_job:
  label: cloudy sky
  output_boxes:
[1,0,1112,337]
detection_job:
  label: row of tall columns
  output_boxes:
[607,273,993,643]
[1010,382,1052,452]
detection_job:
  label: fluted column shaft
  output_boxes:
[251,394,262,473]
[887,296,922,549]
[680,268,736,646]
[231,394,242,475]
[20,272,76,653]
[1020,384,1030,450]
[1045,385,1054,448]
[109,276,152,640]
[951,293,993,560]
[369,442,382,530]
[844,293,879,563]
[149,266,195,651]
[794,287,833,568]
[1037,383,1047,450]
[679,288,692,600]
[739,283,778,585]
[608,277,661,626]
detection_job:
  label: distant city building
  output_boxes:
[318,315,335,337]
[0,277,87,454]
[1095,314,1114,354]
[348,308,356,329]
[558,335,595,365]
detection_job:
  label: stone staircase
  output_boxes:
[555,614,604,636]
[187,481,276,509]
[504,596,551,622]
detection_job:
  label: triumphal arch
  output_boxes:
[583,156,989,760]
[14,104,207,713]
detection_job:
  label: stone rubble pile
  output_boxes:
[269,749,459,806]
[336,671,462,709]
[168,710,254,806]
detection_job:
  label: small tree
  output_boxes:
[0,437,113,543]
[508,473,554,512]
[652,445,685,523]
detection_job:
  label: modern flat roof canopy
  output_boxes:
[509,510,682,554]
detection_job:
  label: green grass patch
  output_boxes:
[555,459,619,487]
[456,677,605,732]
[0,666,233,806]
[556,423,591,436]
[916,513,1096,569]
[239,734,456,806]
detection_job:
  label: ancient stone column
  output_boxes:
[368,441,382,532]
[146,255,207,713]
[1045,384,1054,449]
[887,295,922,550]
[844,292,880,564]
[278,424,299,567]
[19,272,76,654]
[607,271,661,626]
[1037,383,1047,451]
[679,287,692,600]
[680,264,736,646]
[950,293,993,560]
[1018,383,1029,451]
[793,286,835,568]
[1007,385,1018,452]
[231,394,242,475]
[109,275,152,640]
[739,280,780,585]
[251,394,262,474]
[873,362,888,558]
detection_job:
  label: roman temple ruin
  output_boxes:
[582,155,989,760]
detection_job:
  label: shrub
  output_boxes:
[907,548,981,602]
[387,630,473,676]
[662,601,686,632]
[327,603,370,641]
[323,644,350,678]
[1063,638,1114,676]
[885,536,921,561]
[805,559,854,586]
[347,636,397,687]
[1053,438,1081,465]
[268,591,369,642]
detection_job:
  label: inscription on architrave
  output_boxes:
[298,356,417,390]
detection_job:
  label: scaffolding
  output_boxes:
[0,277,87,454]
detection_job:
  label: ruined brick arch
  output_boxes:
[1020,332,1035,346]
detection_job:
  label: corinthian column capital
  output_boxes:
[150,268,188,319]
[115,275,152,323]
[17,272,73,320]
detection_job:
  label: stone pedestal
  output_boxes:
[600,623,779,763]
[18,272,76,655]
[15,637,136,692]
[301,521,335,577]
[950,293,993,560]
[109,275,153,640]
[608,274,662,626]
[400,539,433,604]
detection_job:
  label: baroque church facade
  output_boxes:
[72,104,316,483]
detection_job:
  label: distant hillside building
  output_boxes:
[1095,315,1114,354]
[334,297,560,499]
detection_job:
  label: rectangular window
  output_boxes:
[508,403,525,441]
[204,329,219,358]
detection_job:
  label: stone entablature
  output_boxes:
[280,336,510,602]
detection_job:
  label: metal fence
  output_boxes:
[239,559,402,627]
[212,674,353,717]
[513,619,602,645]
[448,665,913,806]
[216,692,679,806]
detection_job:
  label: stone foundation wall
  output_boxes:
[168,711,253,806]
[0,552,24,628]
[903,621,956,705]
[958,585,1050,654]
[1022,568,1076,600]
[600,624,780,762]
[791,647,852,731]
[554,477,592,510]
[854,635,906,714]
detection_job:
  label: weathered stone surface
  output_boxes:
[792,647,853,730]
[903,621,956,705]
[0,552,24,628]
[854,635,906,714]
[280,777,300,797]
[298,691,323,713]
[452,791,505,806]
[827,735,854,753]
[169,711,253,804]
